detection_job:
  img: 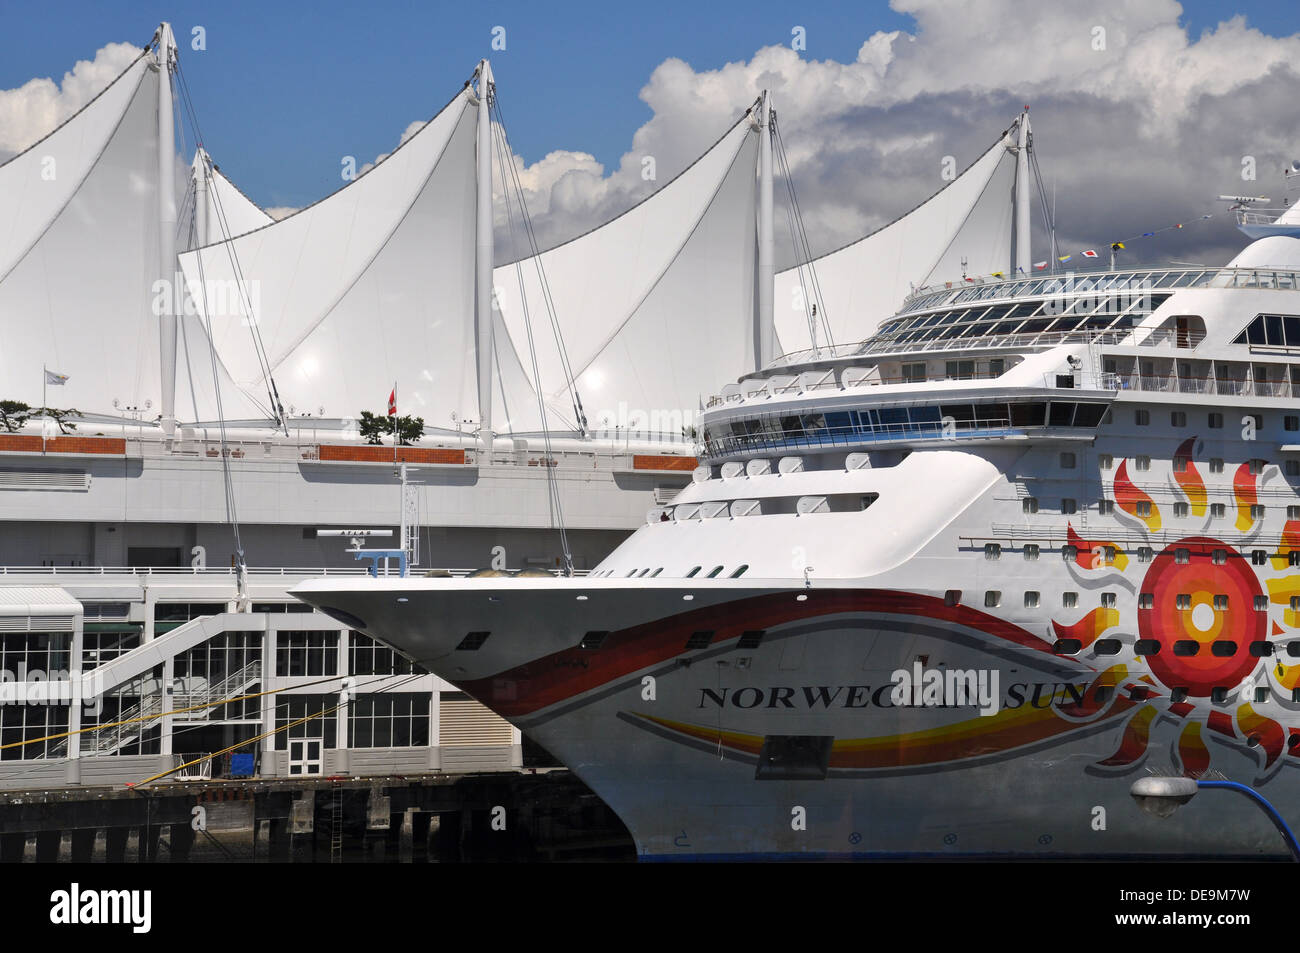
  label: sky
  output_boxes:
[4,0,1300,268]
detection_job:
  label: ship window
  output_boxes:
[1099,454,1113,469]
[1101,592,1117,608]
[1174,502,1189,518]
[1292,552,1300,567]
[706,566,724,578]
[1209,412,1223,428]
[1255,687,1270,704]
[1290,642,1300,658]
[1173,639,1199,656]
[1212,549,1227,565]
[1135,455,1151,471]
[1211,503,1226,518]
[1094,639,1121,656]
[1175,548,1190,564]
[1062,545,1078,561]
[1211,688,1229,705]
[1053,638,1082,655]
[944,590,961,607]
[1251,550,1266,565]
[984,591,1001,608]
[1293,597,1300,611]
[1023,544,1039,561]
[1250,458,1266,475]
[1250,640,1274,656]
[1093,686,1114,704]
[1288,461,1300,476]
[1061,498,1077,515]
[737,630,765,649]
[1049,403,1075,427]
[730,565,749,578]
[984,543,1001,560]
[1023,497,1038,514]
[1062,592,1078,608]
[1098,500,1115,515]
[686,566,702,578]
[651,568,663,577]
[1209,457,1224,473]
[1136,501,1152,517]
[1139,593,1154,609]
[1137,547,1153,563]
[685,631,714,650]
[1213,595,1229,610]
[1251,504,1266,519]
[1176,594,1191,609]
[755,735,834,781]
[1171,411,1186,427]
[1024,591,1040,608]
[1010,402,1047,427]
[1173,455,1187,472]
[1170,688,1189,704]
[1074,404,1107,427]
[1288,415,1300,431]
[456,631,490,651]
[1135,409,1150,426]
[579,631,610,650]
[1134,639,1161,655]
[1255,596,1269,612]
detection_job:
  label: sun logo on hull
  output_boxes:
[1054,437,1300,782]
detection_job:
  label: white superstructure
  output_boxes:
[298,229,1300,859]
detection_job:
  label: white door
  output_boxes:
[288,739,322,776]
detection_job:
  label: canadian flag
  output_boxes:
[387,389,397,416]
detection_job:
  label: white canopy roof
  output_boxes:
[494,114,759,430]
[774,123,1018,354]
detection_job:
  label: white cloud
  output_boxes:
[0,41,141,158]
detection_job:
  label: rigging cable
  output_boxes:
[491,93,589,436]
[489,87,574,574]
[173,61,285,431]
[772,112,834,350]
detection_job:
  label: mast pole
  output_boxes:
[194,149,208,248]
[156,22,178,436]
[756,90,775,371]
[474,60,495,449]
[1013,108,1031,277]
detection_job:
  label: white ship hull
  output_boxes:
[293,577,1296,859]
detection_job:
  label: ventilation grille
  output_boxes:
[440,697,514,747]
[0,614,76,632]
[652,486,681,505]
[0,468,90,491]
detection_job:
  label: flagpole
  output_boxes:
[393,381,398,469]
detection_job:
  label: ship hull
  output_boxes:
[294,578,1297,860]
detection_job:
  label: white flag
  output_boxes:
[45,370,69,385]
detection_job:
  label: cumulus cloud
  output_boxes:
[489,0,1300,269]
[0,41,142,160]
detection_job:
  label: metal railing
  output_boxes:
[701,417,1020,458]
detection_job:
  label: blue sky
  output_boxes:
[4,0,1297,211]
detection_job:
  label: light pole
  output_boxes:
[1129,776,1300,861]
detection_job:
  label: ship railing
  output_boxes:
[0,564,589,578]
[1112,371,1296,400]
[902,265,1300,309]
[701,417,1019,458]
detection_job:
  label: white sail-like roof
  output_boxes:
[774,125,1018,354]
[177,152,274,250]
[0,53,166,413]
[494,115,759,428]
[180,87,548,430]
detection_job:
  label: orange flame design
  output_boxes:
[1236,703,1285,772]
[1234,462,1258,532]
[1096,704,1157,766]
[1051,606,1120,649]
[1176,721,1211,778]
[1115,459,1160,531]
[1272,520,1300,572]
[1172,438,1207,516]
[1067,523,1129,572]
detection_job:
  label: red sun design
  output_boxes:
[1137,536,1266,696]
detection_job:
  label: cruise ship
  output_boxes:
[0,25,1024,791]
[297,225,1300,859]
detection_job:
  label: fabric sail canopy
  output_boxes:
[179,87,551,433]
[774,123,1019,355]
[493,113,759,434]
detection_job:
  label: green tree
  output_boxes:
[0,400,31,433]
[357,411,424,446]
